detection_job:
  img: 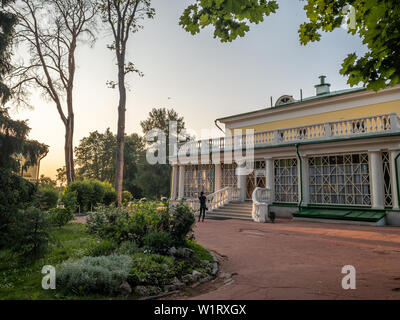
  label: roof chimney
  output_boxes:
[315,75,331,96]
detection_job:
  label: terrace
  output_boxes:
[170,113,400,157]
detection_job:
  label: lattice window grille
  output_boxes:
[309,153,371,206]
[222,163,238,190]
[247,161,266,199]
[274,158,298,203]
[382,152,393,207]
[184,164,214,198]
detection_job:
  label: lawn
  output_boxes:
[0,223,100,300]
[0,221,214,300]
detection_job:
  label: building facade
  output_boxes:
[169,77,400,225]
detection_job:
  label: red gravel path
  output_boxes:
[191,218,400,300]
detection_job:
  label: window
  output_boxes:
[309,154,371,206]
[274,158,298,203]
[184,164,214,198]
[382,152,393,207]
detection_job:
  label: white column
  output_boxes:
[369,150,385,209]
[178,165,185,200]
[300,155,310,206]
[265,157,274,203]
[390,150,400,210]
[170,164,179,200]
[215,163,222,192]
[236,161,247,202]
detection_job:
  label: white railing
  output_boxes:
[171,113,399,157]
[251,187,271,223]
[170,187,232,213]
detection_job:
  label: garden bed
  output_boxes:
[0,202,216,300]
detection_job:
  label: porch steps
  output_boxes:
[205,201,253,221]
[293,208,386,226]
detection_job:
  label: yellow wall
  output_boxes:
[231,100,400,133]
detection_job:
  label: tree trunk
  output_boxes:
[65,115,75,184]
[115,59,126,206]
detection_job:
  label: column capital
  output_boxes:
[368,148,382,153]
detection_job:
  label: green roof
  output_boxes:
[217,87,366,123]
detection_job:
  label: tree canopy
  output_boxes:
[180,0,278,42]
[299,0,400,91]
[0,108,48,172]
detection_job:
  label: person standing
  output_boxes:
[198,191,207,222]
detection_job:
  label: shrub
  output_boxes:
[103,190,117,206]
[0,169,36,248]
[57,254,133,295]
[61,190,78,214]
[8,207,51,260]
[86,203,170,246]
[143,231,173,254]
[128,253,176,286]
[86,239,119,257]
[170,203,195,243]
[48,207,74,228]
[122,190,133,206]
[116,240,139,255]
[33,187,59,211]
[62,180,117,213]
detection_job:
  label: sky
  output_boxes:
[8,0,366,179]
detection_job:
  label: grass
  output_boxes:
[0,222,214,300]
[0,223,99,300]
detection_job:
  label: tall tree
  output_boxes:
[73,128,145,197]
[0,0,17,104]
[299,0,400,91]
[140,107,187,160]
[123,133,145,198]
[7,0,97,184]
[75,128,116,182]
[99,0,155,206]
[0,108,48,172]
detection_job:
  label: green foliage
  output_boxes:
[34,187,59,211]
[122,190,133,205]
[143,230,174,254]
[170,203,195,244]
[85,239,119,257]
[38,174,57,188]
[61,190,78,214]
[86,203,169,246]
[86,202,194,247]
[115,240,139,255]
[0,108,48,172]
[62,180,117,213]
[74,128,116,182]
[48,207,74,228]
[128,253,176,287]
[299,0,400,91]
[57,254,133,295]
[73,129,145,199]
[0,168,36,248]
[180,0,279,42]
[185,239,213,262]
[8,207,51,260]
[0,0,17,104]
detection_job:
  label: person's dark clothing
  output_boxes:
[199,195,207,221]
[199,195,207,208]
[199,207,206,222]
